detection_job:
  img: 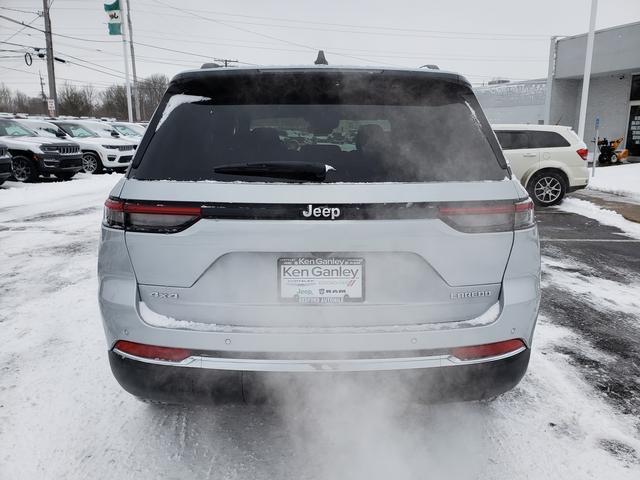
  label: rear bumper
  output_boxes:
[108,347,531,403]
[99,222,540,362]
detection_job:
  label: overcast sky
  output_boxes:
[2,0,640,97]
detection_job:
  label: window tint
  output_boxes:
[132,73,506,183]
[495,131,528,150]
[528,131,570,149]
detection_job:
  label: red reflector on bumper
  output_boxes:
[114,340,192,362]
[451,339,525,361]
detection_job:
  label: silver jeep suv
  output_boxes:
[98,66,540,403]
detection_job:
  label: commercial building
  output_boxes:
[475,21,640,160]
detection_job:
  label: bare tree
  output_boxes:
[58,83,96,117]
[139,74,169,119]
[0,83,13,112]
[99,84,128,119]
[0,73,169,119]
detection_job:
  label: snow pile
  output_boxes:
[558,198,640,239]
[588,163,640,201]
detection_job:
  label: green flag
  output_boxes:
[104,0,122,36]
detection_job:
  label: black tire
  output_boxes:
[54,172,76,181]
[82,152,103,174]
[11,156,39,183]
[527,171,566,207]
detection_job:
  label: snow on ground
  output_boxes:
[557,197,640,240]
[587,163,640,202]
[1,175,639,479]
[542,256,640,317]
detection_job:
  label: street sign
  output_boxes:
[595,116,600,129]
[47,99,55,117]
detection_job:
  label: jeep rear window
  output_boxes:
[131,72,507,183]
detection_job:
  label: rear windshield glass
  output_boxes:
[132,72,507,183]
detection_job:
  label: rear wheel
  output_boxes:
[11,156,39,183]
[55,172,76,181]
[528,171,566,207]
[82,152,103,174]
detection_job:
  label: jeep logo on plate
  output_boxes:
[301,204,342,220]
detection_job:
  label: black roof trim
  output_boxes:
[169,66,471,90]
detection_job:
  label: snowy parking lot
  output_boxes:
[1,174,640,479]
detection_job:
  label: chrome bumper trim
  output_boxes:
[112,346,526,372]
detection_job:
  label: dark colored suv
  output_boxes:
[0,119,83,182]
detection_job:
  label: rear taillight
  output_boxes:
[114,340,192,362]
[103,198,201,233]
[438,199,535,233]
[513,198,535,230]
[451,339,525,361]
[576,148,589,161]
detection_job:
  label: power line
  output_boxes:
[0,6,41,15]
[0,14,119,44]
[2,13,41,44]
[139,0,553,41]
[55,49,126,75]
[0,65,115,87]
[149,0,404,68]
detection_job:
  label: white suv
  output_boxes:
[50,120,137,174]
[99,66,540,404]
[493,124,589,206]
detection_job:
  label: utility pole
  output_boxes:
[39,71,46,101]
[214,58,238,68]
[125,0,141,121]
[577,0,598,141]
[42,0,57,115]
[120,0,133,122]
[544,36,557,125]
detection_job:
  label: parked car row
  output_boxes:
[0,118,146,183]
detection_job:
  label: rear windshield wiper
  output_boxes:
[213,161,335,182]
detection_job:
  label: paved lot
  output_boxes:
[1,177,639,479]
[537,207,640,418]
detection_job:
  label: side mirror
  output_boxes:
[110,130,120,137]
[55,130,67,138]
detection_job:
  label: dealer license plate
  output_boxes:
[278,257,365,303]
